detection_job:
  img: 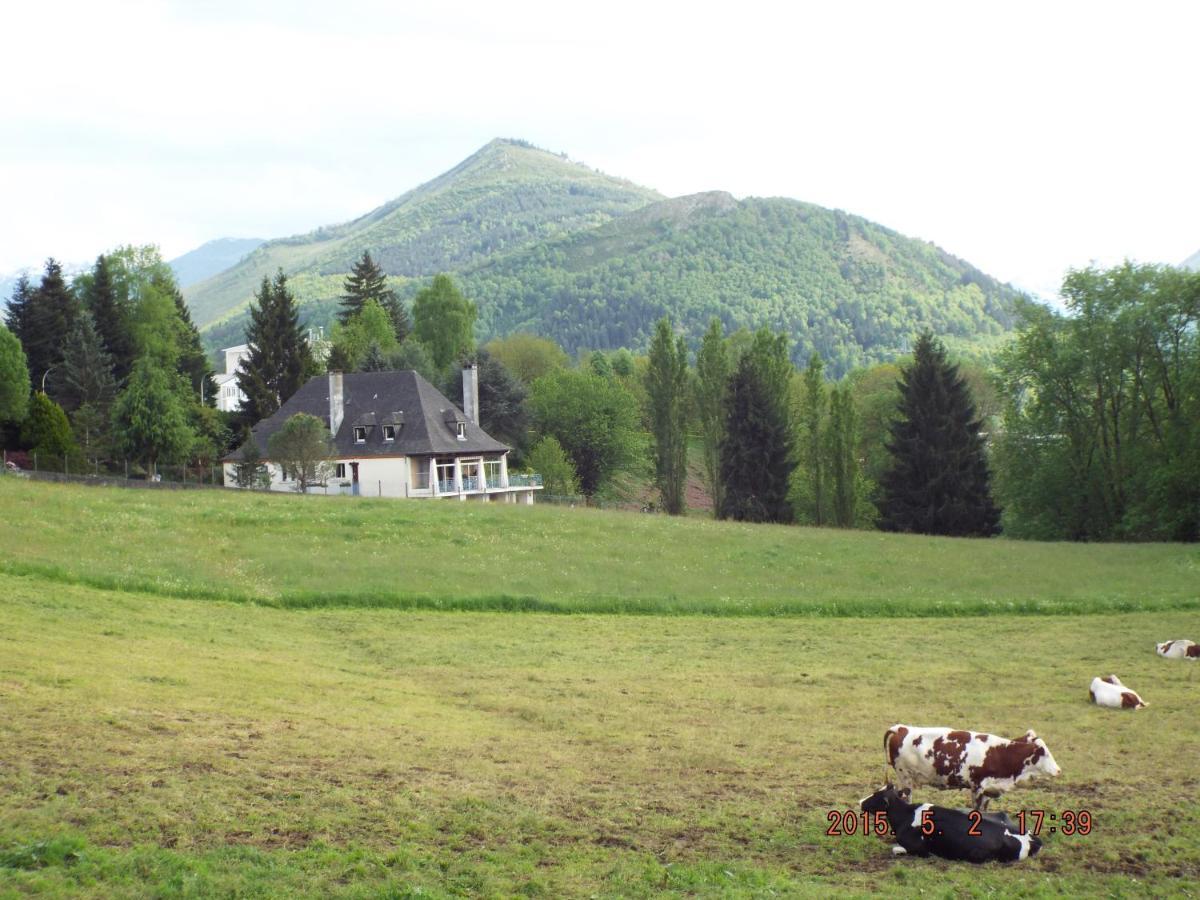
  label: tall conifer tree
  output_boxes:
[717,329,795,523]
[238,270,313,423]
[81,255,136,384]
[24,259,80,398]
[4,275,35,350]
[878,332,1001,536]
[339,251,409,342]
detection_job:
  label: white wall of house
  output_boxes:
[223,451,538,502]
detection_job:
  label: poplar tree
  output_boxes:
[694,317,729,515]
[878,332,1001,536]
[237,271,313,422]
[339,251,409,342]
[645,317,689,515]
[826,385,860,527]
[796,353,828,525]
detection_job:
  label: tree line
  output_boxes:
[3,251,1195,543]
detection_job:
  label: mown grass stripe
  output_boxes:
[3,558,1197,619]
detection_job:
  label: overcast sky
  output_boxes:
[1,1,1196,299]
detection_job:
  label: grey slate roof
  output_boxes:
[226,370,509,461]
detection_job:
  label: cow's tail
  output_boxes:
[883,727,895,784]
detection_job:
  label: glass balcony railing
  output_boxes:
[507,473,543,488]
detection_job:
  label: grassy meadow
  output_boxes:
[1,478,1197,616]
[2,478,1199,896]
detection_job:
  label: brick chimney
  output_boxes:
[462,363,479,426]
[329,371,344,436]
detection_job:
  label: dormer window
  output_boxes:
[383,425,396,442]
[456,422,466,440]
[354,426,367,443]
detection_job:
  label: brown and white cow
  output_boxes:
[1089,675,1147,709]
[1157,639,1200,660]
[884,724,1061,811]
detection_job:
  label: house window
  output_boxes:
[411,457,430,490]
[335,463,346,479]
[456,422,466,440]
[354,426,366,443]
[383,425,395,441]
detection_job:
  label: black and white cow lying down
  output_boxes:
[860,785,1042,864]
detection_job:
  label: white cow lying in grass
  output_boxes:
[1156,640,1199,660]
[1089,675,1147,710]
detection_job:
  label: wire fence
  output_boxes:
[3,451,225,489]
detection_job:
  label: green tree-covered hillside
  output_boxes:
[186,139,661,328]
[196,141,1020,374]
[460,192,1018,373]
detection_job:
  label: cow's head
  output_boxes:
[860,785,908,813]
[1030,737,1061,779]
[1100,674,1123,686]
[1156,641,1171,656]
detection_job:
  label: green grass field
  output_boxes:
[2,479,1198,896]
[1,479,1197,616]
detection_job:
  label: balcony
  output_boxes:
[507,473,543,488]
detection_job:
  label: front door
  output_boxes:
[350,461,360,496]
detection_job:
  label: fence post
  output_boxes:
[33,451,38,472]
[125,459,129,480]
[64,455,68,477]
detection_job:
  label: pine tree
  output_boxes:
[339,251,409,342]
[80,255,136,384]
[238,271,313,422]
[694,317,729,515]
[717,330,795,523]
[878,332,1001,536]
[645,317,689,515]
[111,357,196,471]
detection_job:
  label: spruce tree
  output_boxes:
[81,255,136,384]
[645,317,689,515]
[339,251,409,342]
[165,278,217,404]
[24,259,80,398]
[59,312,117,414]
[237,271,313,422]
[4,275,35,350]
[717,329,795,523]
[878,332,1001,536]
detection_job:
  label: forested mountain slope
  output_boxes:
[185,139,662,327]
[459,191,1019,372]
[195,140,1021,374]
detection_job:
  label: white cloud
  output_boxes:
[1,0,1197,294]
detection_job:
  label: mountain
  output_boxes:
[458,192,1018,373]
[169,238,265,288]
[195,139,1021,375]
[1183,249,1200,271]
[185,139,661,328]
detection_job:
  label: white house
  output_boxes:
[223,365,542,503]
[213,344,251,413]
